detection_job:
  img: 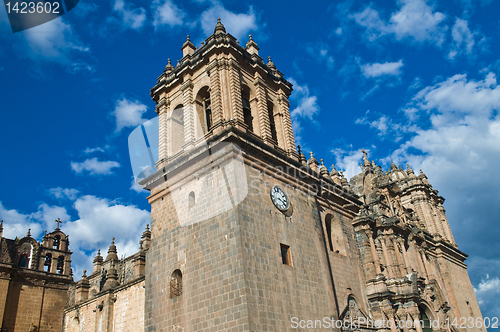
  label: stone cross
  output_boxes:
[55,218,63,229]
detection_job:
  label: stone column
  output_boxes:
[381,237,394,279]
[50,256,58,274]
[64,257,72,276]
[420,250,433,280]
[413,244,428,279]
[254,76,272,142]
[400,239,411,273]
[207,60,223,133]
[277,91,297,159]
[182,80,195,151]
[437,204,456,245]
[156,98,170,164]
[368,231,382,275]
[394,240,407,275]
[228,59,244,129]
[38,254,45,271]
[359,230,377,280]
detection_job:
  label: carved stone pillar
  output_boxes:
[254,76,272,142]
[359,229,377,280]
[182,80,195,151]
[368,231,382,275]
[51,256,58,274]
[437,204,456,245]
[156,98,170,164]
[381,237,395,279]
[228,59,244,129]
[207,60,223,133]
[395,239,408,275]
[277,91,297,158]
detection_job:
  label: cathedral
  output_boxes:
[1,20,484,332]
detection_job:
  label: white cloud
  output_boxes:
[130,176,148,193]
[16,17,91,71]
[112,0,147,30]
[63,195,149,248]
[83,146,106,154]
[448,18,475,59]
[353,0,447,46]
[474,276,500,319]
[113,97,148,133]
[288,78,320,146]
[49,187,80,201]
[152,0,185,28]
[331,148,364,180]
[361,60,404,78]
[71,158,121,175]
[0,202,42,239]
[200,2,258,40]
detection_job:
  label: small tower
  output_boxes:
[39,218,72,275]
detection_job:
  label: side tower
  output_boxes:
[349,153,485,331]
[0,221,73,331]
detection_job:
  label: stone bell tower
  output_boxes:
[151,18,297,170]
[142,19,363,332]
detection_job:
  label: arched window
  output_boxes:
[57,255,64,274]
[325,214,347,255]
[195,86,212,134]
[18,243,32,268]
[170,269,183,298]
[325,215,333,252]
[44,253,52,272]
[53,235,60,250]
[172,104,184,154]
[419,306,434,332]
[267,101,278,142]
[241,86,253,131]
[188,191,195,208]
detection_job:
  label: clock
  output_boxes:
[270,185,290,212]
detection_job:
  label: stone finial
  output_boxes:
[103,262,120,290]
[201,41,204,46]
[390,161,397,171]
[176,60,181,67]
[105,238,118,261]
[308,152,319,173]
[93,249,103,263]
[267,56,276,70]
[406,163,415,176]
[182,35,196,57]
[320,159,329,177]
[26,228,31,237]
[297,145,307,165]
[82,270,87,278]
[246,34,259,55]
[330,165,341,185]
[214,18,226,34]
[164,58,174,73]
[362,149,370,166]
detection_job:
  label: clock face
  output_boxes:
[270,186,290,211]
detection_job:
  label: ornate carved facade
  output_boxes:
[63,20,484,332]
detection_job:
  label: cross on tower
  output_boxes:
[55,218,63,229]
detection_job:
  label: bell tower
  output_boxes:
[142,19,364,332]
[151,18,297,170]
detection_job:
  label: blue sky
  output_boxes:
[1,0,499,321]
